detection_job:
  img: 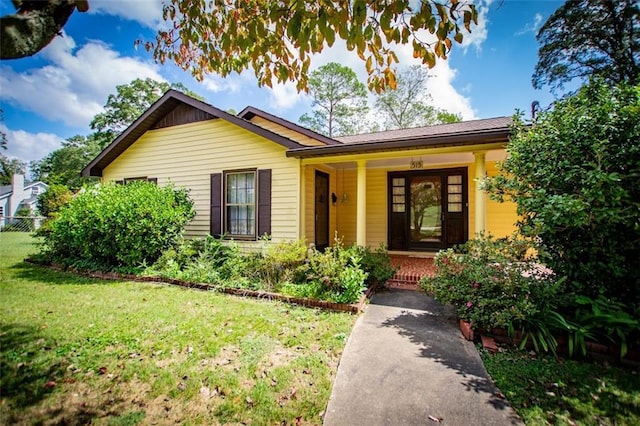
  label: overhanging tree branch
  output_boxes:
[1,0,89,60]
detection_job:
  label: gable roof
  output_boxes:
[286,117,513,158]
[82,90,307,177]
[238,106,342,146]
[0,181,48,200]
[0,185,11,198]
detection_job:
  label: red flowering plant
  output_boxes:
[421,233,565,336]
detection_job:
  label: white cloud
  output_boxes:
[0,34,164,129]
[200,73,244,94]
[515,13,543,36]
[424,61,476,120]
[459,0,492,54]
[1,125,63,163]
[268,83,304,110]
[88,0,164,28]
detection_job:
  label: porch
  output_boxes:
[299,149,516,253]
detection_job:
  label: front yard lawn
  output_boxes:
[0,233,356,425]
[481,348,640,425]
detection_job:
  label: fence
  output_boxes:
[0,216,47,233]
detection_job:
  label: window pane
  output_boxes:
[392,178,405,186]
[393,195,405,204]
[448,184,462,194]
[392,187,405,195]
[392,204,405,213]
[448,194,462,203]
[448,203,462,212]
[225,171,256,236]
[448,175,462,184]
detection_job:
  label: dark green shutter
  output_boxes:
[257,169,272,237]
[210,173,222,237]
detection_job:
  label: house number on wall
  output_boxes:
[410,160,423,169]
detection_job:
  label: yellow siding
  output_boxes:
[336,169,357,244]
[249,116,325,146]
[485,162,518,238]
[102,119,301,245]
[365,168,387,248]
[467,160,518,238]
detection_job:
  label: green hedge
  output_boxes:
[43,181,194,271]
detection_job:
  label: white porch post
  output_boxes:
[474,151,487,235]
[356,159,367,246]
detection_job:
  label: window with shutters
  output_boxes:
[211,169,271,240]
[224,170,256,237]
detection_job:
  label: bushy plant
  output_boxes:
[242,238,308,291]
[146,235,367,303]
[42,181,194,270]
[355,244,397,288]
[567,295,640,358]
[36,184,73,218]
[421,234,565,344]
[483,79,640,307]
[283,237,367,304]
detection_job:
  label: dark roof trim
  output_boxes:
[286,128,511,158]
[82,90,304,177]
[238,106,342,146]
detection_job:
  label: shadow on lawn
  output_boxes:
[0,323,66,409]
[10,261,124,286]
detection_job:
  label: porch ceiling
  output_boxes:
[318,149,506,170]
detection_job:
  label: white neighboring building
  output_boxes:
[0,174,48,227]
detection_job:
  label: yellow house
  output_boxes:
[82,90,517,253]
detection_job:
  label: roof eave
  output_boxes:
[286,128,511,158]
[238,106,342,146]
[82,90,305,177]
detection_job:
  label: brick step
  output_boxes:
[385,278,423,291]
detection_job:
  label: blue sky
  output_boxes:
[0,0,564,165]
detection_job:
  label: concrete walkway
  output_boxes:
[323,290,522,426]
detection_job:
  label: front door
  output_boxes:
[315,171,330,250]
[388,168,468,251]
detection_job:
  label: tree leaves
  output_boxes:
[298,62,369,137]
[146,0,478,92]
[485,79,640,305]
[532,0,640,91]
[373,65,461,130]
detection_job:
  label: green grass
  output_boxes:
[480,347,640,425]
[0,233,356,425]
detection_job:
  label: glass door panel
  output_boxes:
[409,175,442,244]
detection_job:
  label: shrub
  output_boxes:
[421,234,565,350]
[567,295,640,358]
[483,79,640,307]
[36,184,73,218]
[250,239,308,291]
[284,237,367,304]
[42,181,194,270]
[355,244,397,288]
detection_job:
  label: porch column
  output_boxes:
[356,160,367,246]
[474,151,487,234]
